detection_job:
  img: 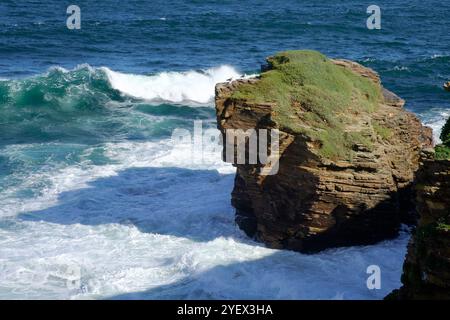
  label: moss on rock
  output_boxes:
[231,50,382,160]
[435,144,450,160]
[373,121,393,141]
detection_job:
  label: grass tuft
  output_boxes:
[373,121,393,141]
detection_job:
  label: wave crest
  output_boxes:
[103,65,243,104]
[0,64,250,108]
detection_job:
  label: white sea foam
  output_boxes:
[0,133,409,300]
[0,135,234,219]
[421,108,450,143]
[0,64,411,300]
[2,64,256,106]
[47,63,95,74]
[429,54,447,60]
[392,65,409,71]
[103,65,244,104]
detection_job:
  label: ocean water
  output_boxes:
[0,0,449,299]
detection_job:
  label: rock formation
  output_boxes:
[215,50,433,253]
[444,81,450,92]
[388,117,450,299]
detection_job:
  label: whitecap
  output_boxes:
[421,108,450,143]
[102,66,250,105]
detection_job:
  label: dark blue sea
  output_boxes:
[0,0,448,299]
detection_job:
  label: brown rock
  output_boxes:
[388,146,450,299]
[215,52,433,253]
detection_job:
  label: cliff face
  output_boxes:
[388,120,450,299]
[215,51,433,253]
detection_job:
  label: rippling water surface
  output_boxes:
[0,0,448,299]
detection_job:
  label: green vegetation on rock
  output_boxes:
[435,144,450,160]
[435,117,450,160]
[231,50,382,160]
[436,222,450,232]
[373,121,393,141]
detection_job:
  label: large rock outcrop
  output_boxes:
[388,118,450,299]
[215,50,433,253]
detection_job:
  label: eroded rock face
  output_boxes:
[388,150,450,299]
[215,51,433,253]
[388,105,450,300]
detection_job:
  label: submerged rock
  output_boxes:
[215,50,432,253]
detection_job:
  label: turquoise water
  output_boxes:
[0,0,449,299]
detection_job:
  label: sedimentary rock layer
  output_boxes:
[388,121,450,299]
[215,50,433,252]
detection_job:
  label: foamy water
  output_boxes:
[0,136,410,300]
[103,65,242,105]
[422,108,450,143]
[2,0,450,301]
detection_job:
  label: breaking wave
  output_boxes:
[103,65,243,104]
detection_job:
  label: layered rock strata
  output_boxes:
[215,50,433,252]
[388,118,450,299]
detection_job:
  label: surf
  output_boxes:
[103,65,243,105]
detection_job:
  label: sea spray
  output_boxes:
[103,65,243,104]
